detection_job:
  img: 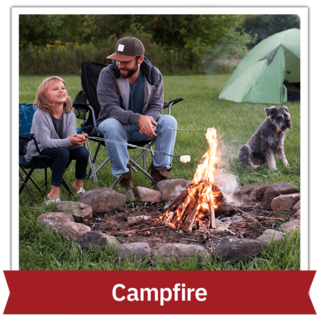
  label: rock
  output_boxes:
[37,212,72,223]
[290,209,300,221]
[293,200,300,211]
[263,182,299,207]
[270,193,300,212]
[256,229,285,247]
[155,179,189,200]
[77,231,118,249]
[214,173,241,203]
[279,220,300,234]
[214,237,262,261]
[168,185,187,200]
[233,182,269,203]
[117,242,151,261]
[57,201,93,222]
[154,243,209,263]
[38,219,66,232]
[78,188,127,214]
[59,222,91,240]
[134,186,161,202]
[125,190,136,202]
[56,212,75,222]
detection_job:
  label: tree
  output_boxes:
[241,15,300,48]
[19,15,63,46]
[19,15,93,47]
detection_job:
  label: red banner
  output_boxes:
[3,270,316,314]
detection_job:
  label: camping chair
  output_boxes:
[19,103,72,204]
[73,60,183,187]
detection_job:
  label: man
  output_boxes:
[96,36,177,190]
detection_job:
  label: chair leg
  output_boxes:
[20,165,41,192]
[45,168,48,189]
[85,140,97,183]
[19,165,38,194]
[90,157,110,178]
[61,177,73,195]
[19,172,37,205]
[87,141,101,180]
[129,159,152,180]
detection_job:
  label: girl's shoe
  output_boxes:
[76,187,86,197]
[44,196,61,205]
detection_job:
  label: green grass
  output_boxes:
[19,74,300,270]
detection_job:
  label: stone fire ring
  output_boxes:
[36,178,300,264]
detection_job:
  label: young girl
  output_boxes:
[25,76,89,204]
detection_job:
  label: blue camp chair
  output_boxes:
[19,103,72,204]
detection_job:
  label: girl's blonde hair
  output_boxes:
[34,76,72,115]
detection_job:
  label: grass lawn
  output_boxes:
[19,74,300,270]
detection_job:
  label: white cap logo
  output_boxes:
[118,44,125,52]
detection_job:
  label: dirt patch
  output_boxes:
[83,202,291,254]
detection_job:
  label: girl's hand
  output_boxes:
[69,133,88,145]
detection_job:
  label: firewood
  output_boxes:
[255,216,286,222]
[113,225,166,235]
[183,184,204,233]
[245,223,262,235]
[164,221,177,230]
[182,198,198,233]
[127,215,151,225]
[162,188,190,213]
[209,203,216,229]
[225,229,237,236]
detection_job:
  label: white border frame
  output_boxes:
[12,6,308,270]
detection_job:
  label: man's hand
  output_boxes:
[69,133,88,145]
[138,115,157,137]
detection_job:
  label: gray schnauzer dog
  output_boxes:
[238,106,292,170]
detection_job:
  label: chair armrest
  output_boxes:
[163,98,183,115]
[19,134,39,156]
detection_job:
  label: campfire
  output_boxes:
[160,128,228,233]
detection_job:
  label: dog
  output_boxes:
[238,106,292,170]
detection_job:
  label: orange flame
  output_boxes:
[161,127,221,230]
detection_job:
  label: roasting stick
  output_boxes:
[75,127,215,163]
[82,135,192,163]
[156,127,208,133]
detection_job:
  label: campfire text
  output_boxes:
[112,283,207,306]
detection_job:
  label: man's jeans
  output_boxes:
[41,146,89,187]
[98,115,177,178]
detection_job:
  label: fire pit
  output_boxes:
[83,200,290,254]
[82,128,292,254]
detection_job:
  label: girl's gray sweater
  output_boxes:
[25,109,77,163]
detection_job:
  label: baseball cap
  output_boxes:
[107,36,145,61]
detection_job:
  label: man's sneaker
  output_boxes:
[150,163,172,186]
[119,164,133,190]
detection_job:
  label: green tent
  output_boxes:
[218,28,300,104]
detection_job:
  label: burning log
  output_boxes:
[209,203,216,229]
[160,128,239,234]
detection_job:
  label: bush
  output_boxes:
[19,29,245,76]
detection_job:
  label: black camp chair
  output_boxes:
[19,103,72,204]
[73,60,183,187]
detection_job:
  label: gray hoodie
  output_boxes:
[95,56,164,131]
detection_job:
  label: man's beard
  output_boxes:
[119,60,138,79]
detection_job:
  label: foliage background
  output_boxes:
[19,14,300,75]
